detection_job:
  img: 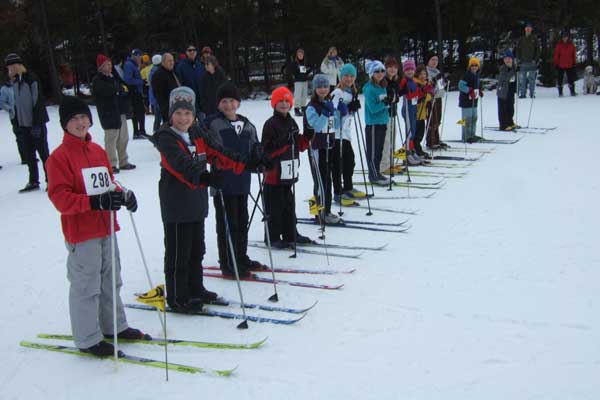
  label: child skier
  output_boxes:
[330,63,366,204]
[291,48,311,116]
[399,59,424,165]
[380,57,401,175]
[363,60,391,185]
[153,86,252,311]
[414,64,435,159]
[458,57,484,143]
[206,82,272,278]
[305,74,342,224]
[496,50,518,131]
[46,96,148,357]
[262,86,314,248]
[425,55,449,150]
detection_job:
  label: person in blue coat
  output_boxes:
[176,45,205,113]
[123,48,147,138]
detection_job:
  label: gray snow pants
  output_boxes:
[65,235,128,348]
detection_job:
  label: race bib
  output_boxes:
[299,66,306,73]
[509,76,516,82]
[188,145,196,156]
[411,97,418,105]
[436,79,445,91]
[327,116,335,131]
[230,121,244,135]
[280,159,300,180]
[82,166,112,195]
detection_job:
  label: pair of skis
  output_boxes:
[296,217,411,233]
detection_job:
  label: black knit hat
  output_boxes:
[4,53,23,66]
[59,96,93,130]
[216,81,241,105]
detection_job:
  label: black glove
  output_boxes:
[90,191,124,211]
[124,190,138,212]
[248,143,272,171]
[198,170,223,188]
[348,98,361,112]
[382,96,392,106]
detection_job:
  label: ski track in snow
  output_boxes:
[0,86,599,399]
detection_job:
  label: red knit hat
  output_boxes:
[271,86,294,109]
[96,54,110,70]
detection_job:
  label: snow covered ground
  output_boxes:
[0,86,598,399]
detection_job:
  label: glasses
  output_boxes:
[374,69,385,73]
[187,48,197,52]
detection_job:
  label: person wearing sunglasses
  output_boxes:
[175,45,205,111]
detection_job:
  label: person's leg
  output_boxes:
[98,235,128,335]
[518,70,527,97]
[507,95,515,126]
[12,121,27,163]
[318,148,332,214]
[104,129,119,168]
[527,70,537,97]
[163,222,194,307]
[308,149,319,198]
[380,119,392,173]
[365,125,377,181]
[567,68,577,95]
[281,185,297,242]
[293,82,303,114]
[237,195,251,264]
[22,128,39,185]
[331,139,343,196]
[557,68,565,96]
[188,220,208,299]
[414,120,425,154]
[117,116,130,167]
[36,124,50,183]
[213,196,230,273]
[342,139,355,192]
[498,97,505,129]
[153,104,162,133]
[66,238,104,349]
[264,184,283,242]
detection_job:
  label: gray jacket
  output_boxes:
[0,83,15,119]
[496,64,516,100]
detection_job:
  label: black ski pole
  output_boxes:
[356,111,376,196]
[256,172,279,302]
[217,189,249,329]
[289,128,298,259]
[246,187,263,231]
[352,113,373,216]
[387,101,396,192]
[403,96,413,184]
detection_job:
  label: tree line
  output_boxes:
[2,0,600,101]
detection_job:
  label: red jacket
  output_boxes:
[47,132,119,244]
[554,41,576,69]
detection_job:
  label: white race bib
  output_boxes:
[299,66,306,73]
[230,121,244,135]
[473,91,479,99]
[327,116,335,131]
[436,79,445,91]
[280,159,300,180]
[411,97,418,105]
[82,166,112,195]
[509,76,516,82]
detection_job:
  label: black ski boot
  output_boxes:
[105,327,152,341]
[569,84,577,96]
[80,341,124,357]
[558,86,563,97]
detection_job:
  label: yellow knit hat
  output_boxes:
[468,57,480,69]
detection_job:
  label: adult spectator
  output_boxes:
[175,44,205,109]
[320,46,344,91]
[140,54,153,110]
[554,30,577,96]
[200,46,213,64]
[0,71,26,163]
[123,48,147,138]
[151,52,181,122]
[92,54,136,173]
[425,54,448,149]
[516,22,541,98]
[5,53,50,192]
[291,48,311,116]
[148,54,162,133]
[199,55,226,117]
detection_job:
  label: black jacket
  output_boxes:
[92,73,123,130]
[199,69,226,115]
[151,66,180,121]
[291,59,311,82]
[154,123,246,223]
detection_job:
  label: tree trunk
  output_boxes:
[434,0,444,65]
[95,0,109,55]
[39,0,61,102]
[227,0,236,83]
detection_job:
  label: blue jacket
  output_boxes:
[304,99,338,149]
[176,58,205,105]
[0,83,15,120]
[363,81,389,125]
[148,66,159,107]
[123,57,144,94]
[205,112,258,195]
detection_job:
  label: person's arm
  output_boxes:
[458,79,470,94]
[123,61,143,87]
[92,76,118,98]
[47,154,95,215]
[364,85,387,115]
[305,105,328,132]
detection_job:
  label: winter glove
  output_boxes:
[248,143,274,171]
[124,190,138,212]
[382,96,392,106]
[89,191,124,211]
[348,98,361,112]
[468,88,477,100]
[198,170,223,188]
[30,126,42,138]
[323,101,335,117]
[337,100,349,116]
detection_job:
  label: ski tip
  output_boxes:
[215,365,239,377]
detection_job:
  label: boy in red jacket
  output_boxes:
[46,96,148,357]
[554,30,577,96]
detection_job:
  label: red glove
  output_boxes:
[479,89,484,98]
[425,83,435,95]
[469,88,477,100]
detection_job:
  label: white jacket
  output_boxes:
[320,57,344,86]
[330,87,354,141]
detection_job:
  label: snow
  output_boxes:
[1,87,598,399]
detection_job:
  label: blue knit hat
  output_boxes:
[312,74,329,89]
[338,63,357,79]
[366,60,385,78]
[503,50,514,59]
